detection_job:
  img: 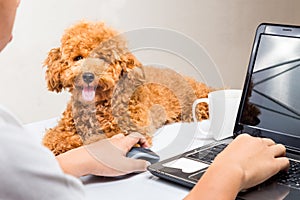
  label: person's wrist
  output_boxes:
[185,159,245,200]
[211,157,245,195]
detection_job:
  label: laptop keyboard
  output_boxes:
[186,143,300,189]
[186,143,228,164]
[275,159,300,189]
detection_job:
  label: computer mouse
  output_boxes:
[126,147,160,164]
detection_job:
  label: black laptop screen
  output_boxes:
[239,34,300,139]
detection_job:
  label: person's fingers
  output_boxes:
[270,144,286,157]
[235,133,250,141]
[104,132,149,156]
[106,158,150,176]
[140,140,150,148]
[261,137,276,146]
[125,132,149,150]
[275,157,290,172]
[131,133,149,147]
[124,157,150,173]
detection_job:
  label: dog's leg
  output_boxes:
[43,104,83,155]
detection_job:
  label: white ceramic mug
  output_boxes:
[192,89,242,140]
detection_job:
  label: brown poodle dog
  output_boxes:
[43,21,212,155]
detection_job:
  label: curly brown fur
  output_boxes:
[43,21,213,155]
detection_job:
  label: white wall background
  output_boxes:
[1,0,300,124]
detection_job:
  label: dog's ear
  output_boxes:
[120,53,142,72]
[44,47,63,92]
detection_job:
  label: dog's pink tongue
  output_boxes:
[82,86,95,101]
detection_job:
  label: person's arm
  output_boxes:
[56,132,150,177]
[185,134,290,200]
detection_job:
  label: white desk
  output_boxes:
[24,119,214,200]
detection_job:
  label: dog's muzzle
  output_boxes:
[82,72,96,102]
[83,72,95,84]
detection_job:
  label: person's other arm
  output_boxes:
[185,134,290,200]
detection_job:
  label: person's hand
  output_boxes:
[185,134,290,200]
[56,132,151,177]
[214,133,289,190]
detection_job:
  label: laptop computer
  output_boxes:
[148,23,300,199]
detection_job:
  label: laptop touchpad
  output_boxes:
[163,158,209,173]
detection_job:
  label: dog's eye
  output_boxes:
[73,55,83,61]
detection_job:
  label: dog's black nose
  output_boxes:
[82,72,95,84]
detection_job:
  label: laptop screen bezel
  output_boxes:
[234,23,300,151]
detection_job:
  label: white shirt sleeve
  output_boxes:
[0,106,85,200]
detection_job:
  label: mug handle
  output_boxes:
[192,98,209,122]
[192,98,211,137]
